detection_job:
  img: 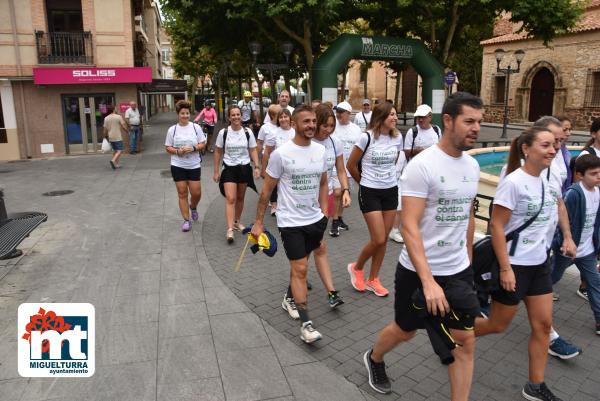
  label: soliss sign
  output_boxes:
[361,38,413,59]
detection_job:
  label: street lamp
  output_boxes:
[248,41,294,103]
[495,48,525,138]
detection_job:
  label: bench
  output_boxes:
[0,189,47,260]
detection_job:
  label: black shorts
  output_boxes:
[270,186,278,203]
[171,165,201,182]
[491,262,552,305]
[220,163,252,184]
[358,185,398,213]
[279,216,328,260]
[394,263,477,332]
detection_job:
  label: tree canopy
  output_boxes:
[160,0,584,98]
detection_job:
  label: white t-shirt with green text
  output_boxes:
[398,145,479,276]
[312,135,343,192]
[215,127,257,166]
[332,122,362,175]
[355,131,403,189]
[165,123,206,169]
[266,141,327,228]
[577,182,599,257]
[265,127,295,150]
[493,168,555,266]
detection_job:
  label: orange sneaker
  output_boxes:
[348,262,365,292]
[366,278,389,297]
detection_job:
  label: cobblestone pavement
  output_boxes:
[0,111,598,401]
[204,169,600,401]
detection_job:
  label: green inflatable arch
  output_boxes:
[312,34,445,126]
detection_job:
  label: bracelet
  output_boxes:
[342,188,350,193]
[500,268,511,272]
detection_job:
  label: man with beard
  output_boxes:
[363,92,483,401]
[251,104,329,343]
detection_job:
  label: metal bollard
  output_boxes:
[0,188,7,222]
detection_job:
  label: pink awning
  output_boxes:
[33,67,153,85]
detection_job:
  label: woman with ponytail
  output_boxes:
[475,127,576,401]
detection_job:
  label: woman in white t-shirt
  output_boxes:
[346,103,403,297]
[164,100,207,232]
[213,105,260,243]
[261,108,295,216]
[256,104,282,155]
[475,127,577,400]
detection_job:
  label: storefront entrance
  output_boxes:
[62,94,114,154]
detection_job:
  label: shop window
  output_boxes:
[494,76,506,104]
[0,96,6,144]
[585,69,600,107]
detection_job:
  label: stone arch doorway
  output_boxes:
[312,34,444,125]
[528,67,555,121]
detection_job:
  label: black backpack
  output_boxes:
[408,125,441,161]
[221,127,251,148]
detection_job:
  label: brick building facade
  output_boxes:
[480,3,600,129]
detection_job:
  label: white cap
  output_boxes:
[334,101,352,113]
[414,104,433,117]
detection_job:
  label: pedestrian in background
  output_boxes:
[353,99,372,132]
[194,101,218,153]
[125,101,142,154]
[103,105,127,170]
[165,100,206,232]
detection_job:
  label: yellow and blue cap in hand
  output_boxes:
[242,225,277,257]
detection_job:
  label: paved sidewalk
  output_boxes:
[0,113,373,401]
[1,113,599,400]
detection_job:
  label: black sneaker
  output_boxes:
[596,323,600,336]
[328,291,344,308]
[338,218,349,231]
[364,349,391,394]
[329,219,340,237]
[522,382,563,401]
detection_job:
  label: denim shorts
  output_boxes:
[111,141,124,151]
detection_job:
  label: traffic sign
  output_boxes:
[444,71,456,86]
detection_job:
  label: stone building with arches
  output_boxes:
[480,2,600,129]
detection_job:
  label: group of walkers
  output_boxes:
[162,91,600,401]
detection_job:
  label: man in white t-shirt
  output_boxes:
[353,99,372,131]
[263,90,294,124]
[251,105,328,344]
[363,92,483,399]
[125,101,142,154]
[330,100,362,236]
[404,104,442,161]
[238,91,259,128]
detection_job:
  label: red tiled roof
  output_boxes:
[481,4,600,45]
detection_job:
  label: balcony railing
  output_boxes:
[35,31,93,64]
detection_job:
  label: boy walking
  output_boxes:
[551,154,600,336]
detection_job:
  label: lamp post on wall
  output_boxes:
[495,48,525,138]
[248,41,293,103]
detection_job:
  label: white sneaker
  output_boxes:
[281,295,299,320]
[388,228,404,243]
[300,321,322,344]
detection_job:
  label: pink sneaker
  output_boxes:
[348,262,365,292]
[182,220,191,232]
[366,278,389,297]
